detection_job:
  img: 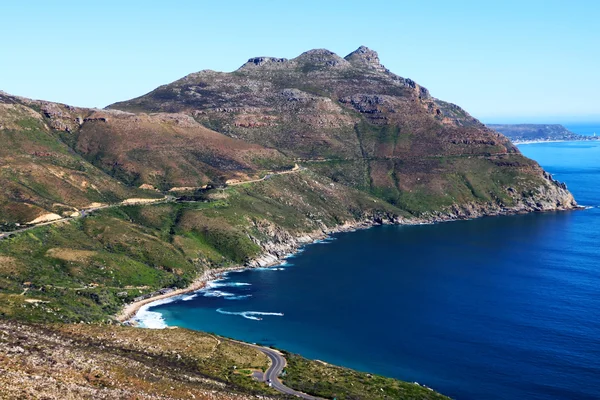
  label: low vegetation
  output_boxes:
[282,353,448,400]
[0,320,280,399]
[0,172,404,323]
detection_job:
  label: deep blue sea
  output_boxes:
[139,129,600,400]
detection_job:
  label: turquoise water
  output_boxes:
[142,139,600,400]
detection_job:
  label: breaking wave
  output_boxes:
[203,290,235,298]
[207,280,251,288]
[133,297,179,329]
[225,294,252,300]
[181,294,199,301]
[216,308,284,321]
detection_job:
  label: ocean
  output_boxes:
[138,127,600,400]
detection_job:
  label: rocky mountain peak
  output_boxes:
[344,46,385,71]
[293,48,350,69]
[238,56,289,70]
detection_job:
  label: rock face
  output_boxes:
[344,45,387,72]
[108,46,576,216]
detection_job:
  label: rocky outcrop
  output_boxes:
[344,45,387,72]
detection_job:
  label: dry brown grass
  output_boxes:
[0,321,270,400]
[0,256,22,276]
[45,248,98,262]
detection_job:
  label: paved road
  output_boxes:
[244,343,325,399]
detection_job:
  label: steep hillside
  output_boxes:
[0,92,145,226]
[108,46,575,215]
[72,110,288,190]
[0,92,288,226]
[0,171,405,323]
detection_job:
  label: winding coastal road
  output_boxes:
[0,166,304,241]
[241,342,325,399]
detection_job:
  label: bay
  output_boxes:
[144,135,600,400]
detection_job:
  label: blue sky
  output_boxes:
[1,0,598,123]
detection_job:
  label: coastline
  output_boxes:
[116,219,379,325]
[118,194,580,325]
[514,138,599,145]
[116,265,255,323]
[514,139,568,145]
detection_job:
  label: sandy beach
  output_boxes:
[116,265,248,323]
[115,220,378,324]
[115,251,312,324]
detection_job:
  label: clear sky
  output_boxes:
[1,0,598,123]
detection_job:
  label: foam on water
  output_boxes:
[225,294,252,300]
[202,290,234,298]
[208,280,251,288]
[278,261,294,267]
[133,297,180,329]
[216,308,284,321]
[314,237,336,244]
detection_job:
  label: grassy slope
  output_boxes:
[0,320,279,399]
[0,93,291,226]
[72,110,290,190]
[0,320,449,399]
[0,102,151,225]
[283,353,448,400]
[0,171,404,323]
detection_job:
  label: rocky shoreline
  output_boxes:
[120,180,579,325]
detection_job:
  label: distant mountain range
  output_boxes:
[487,124,598,143]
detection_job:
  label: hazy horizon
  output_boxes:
[1,0,598,122]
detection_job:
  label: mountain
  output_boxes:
[108,46,574,215]
[0,46,579,399]
[487,123,597,143]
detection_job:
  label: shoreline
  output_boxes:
[116,265,260,323]
[118,199,581,325]
[116,219,379,324]
[514,138,599,145]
